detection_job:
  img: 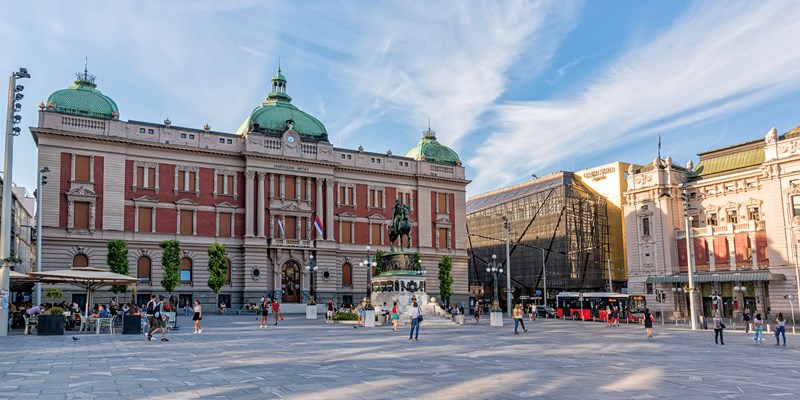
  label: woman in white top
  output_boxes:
[192,300,203,334]
[753,313,764,344]
[409,301,421,341]
[775,313,786,346]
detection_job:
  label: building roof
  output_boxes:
[234,67,328,142]
[691,143,764,178]
[404,126,460,165]
[46,70,119,120]
[466,172,570,214]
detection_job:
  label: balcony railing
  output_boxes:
[676,220,765,239]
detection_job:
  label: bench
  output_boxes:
[234,309,258,315]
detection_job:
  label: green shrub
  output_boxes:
[48,307,64,316]
[332,312,359,321]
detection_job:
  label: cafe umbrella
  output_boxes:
[28,267,138,319]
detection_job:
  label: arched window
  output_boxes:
[180,257,192,283]
[72,254,89,268]
[342,262,352,288]
[225,258,232,284]
[137,256,152,281]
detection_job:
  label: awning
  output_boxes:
[646,271,786,284]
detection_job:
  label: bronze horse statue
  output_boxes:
[388,199,412,252]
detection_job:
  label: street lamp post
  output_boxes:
[486,254,504,327]
[34,167,49,306]
[503,216,512,318]
[1,67,30,338]
[541,248,547,307]
[680,184,699,330]
[305,254,319,319]
[359,246,377,310]
[785,294,796,334]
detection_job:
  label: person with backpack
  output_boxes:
[145,295,169,342]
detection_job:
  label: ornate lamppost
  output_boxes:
[359,245,377,310]
[486,254,504,327]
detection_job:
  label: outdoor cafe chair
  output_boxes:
[23,314,37,335]
[97,316,115,334]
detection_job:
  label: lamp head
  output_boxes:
[492,254,497,260]
[366,245,371,251]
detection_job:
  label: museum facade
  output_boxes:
[32,68,469,309]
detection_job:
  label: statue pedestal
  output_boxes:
[370,270,428,323]
[490,311,504,327]
[306,305,317,319]
[364,309,375,327]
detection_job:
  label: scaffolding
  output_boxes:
[467,172,609,307]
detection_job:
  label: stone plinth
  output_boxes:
[490,311,504,327]
[364,309,375,327]
[306,305,318,319]
[370,270,428,320]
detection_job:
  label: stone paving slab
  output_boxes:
[2,315,800,399]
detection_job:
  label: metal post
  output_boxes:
[503,216,512,318]
[681,185,698,330]
[34,168,45,306]
[607,259,613,293]
[790,296,796,335]
[1,72,18,337]
[541,248,547,307]
[491,255,499,310]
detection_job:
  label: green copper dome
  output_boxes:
[46,70,119,120]
[405,126,460,165]
[235,67,328,142]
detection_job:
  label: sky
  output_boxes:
[2,1,800,197]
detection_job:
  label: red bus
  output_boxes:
[556,292,640,321]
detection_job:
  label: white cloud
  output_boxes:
[469,1,800,194]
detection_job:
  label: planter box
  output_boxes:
[37,315,65,336]
[123,315,142,334]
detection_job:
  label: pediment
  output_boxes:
[435,216,451,224]
[215,201,238,209]
[65,186,97,197]
[338,212,357,218]
[175,198,199,206]
[132,195,158,203]
[368,213,386,220]
[280,203,304,212]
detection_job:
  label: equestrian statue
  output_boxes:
[388,199,412,252]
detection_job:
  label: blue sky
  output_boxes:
[2,1,800,196]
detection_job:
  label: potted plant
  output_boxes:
[45,288,64,303]
[38,306,65,336]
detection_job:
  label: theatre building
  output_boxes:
[625,125,800,321]
[31,68,469,309]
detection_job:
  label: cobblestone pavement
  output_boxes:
[1,314,799,399]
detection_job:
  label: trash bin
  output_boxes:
[123,315,141,334]
[702,316,708,330]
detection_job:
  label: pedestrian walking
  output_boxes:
[775,313,787,346]
[409,300,421,341]
[146,295,168,342]
[513,304,528,334]
[613,306,620,327]
[713,311,725,345]
[742,308,751,334]
[259,298,269,328]
[272,298,281,325]
[391,301,399,332]
[753,313,764,344]
[644,308,653,338]
[356,302,365,327]
[192,299,203,334]
[474,303,481,324]
[605,306,612,327]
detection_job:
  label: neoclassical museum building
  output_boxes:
[32,68,469,309]
[625,125,800,322]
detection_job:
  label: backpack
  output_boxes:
[146,301,155,315]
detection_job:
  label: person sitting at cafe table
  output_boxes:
[26,304,44,316]
[91,305,110,319]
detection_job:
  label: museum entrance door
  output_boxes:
[282,261,302,303]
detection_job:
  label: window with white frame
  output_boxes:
[133,161,158,190]
[215,171,237,197]
[72,154,94,183]
[368,187,384,209]
[175,166,198,194]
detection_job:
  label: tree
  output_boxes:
[107,240,130,295]
[160,240,181,294]
[374,249,385,276]
[438,256,453,306]
[207,243,228,308]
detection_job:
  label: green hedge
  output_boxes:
[333,312,359,321]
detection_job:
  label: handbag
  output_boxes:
[279,313,284,321]
[417,311,423,322]
[720,322,726,329]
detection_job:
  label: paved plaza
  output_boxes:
[1,314,800,399]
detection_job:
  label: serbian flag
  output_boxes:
[277,214,285,236]
[314,214,324,237]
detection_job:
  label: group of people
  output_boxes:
[604,306,621,327]
[257,296,282,328]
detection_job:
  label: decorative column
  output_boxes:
[325,178,334,240]
[245,170,255,237]
[257,172,266,237]
[316,178,323,239]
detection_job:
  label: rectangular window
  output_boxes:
[371,224,382,245]
[299,177,307,200]
[285,176,296,199]
[641,217,650,236]
[793,197,800,218]
[227,176,234,195]
[148,167,156,188]
[369,189,383,208]
[748,207,760,221]
[139,128,146,133]
[339,186,346,204]
[708,212,718,226]
[285,216,297,239]
[181,133,187,139]
[74,202,90,229]
[727,210,738,224]
[178,170,186,190]
[341,221,352,243]
[347,187,354,205]
[138,207,152,233]
[75,155,91,182]
[178,170,196,192]
[300,217,307,240]
[217,174,224,194]
[137,257,151,281]
[219,212,232,237]
[189,134,195,140]
[136,166,145,187]
[437,193,447,213]
[188,171,196,192]
[180,210,194,235]
[227,139,232,144]
[438,227,448,248]
[148,129,154,135]
[219,138,225,143]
